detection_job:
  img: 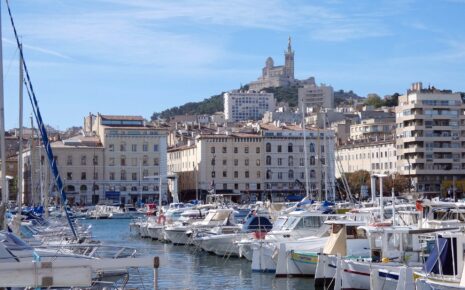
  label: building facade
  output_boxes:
[224,91,275,122]
[336,138,397,178]
[298,78,334,111]
[395,82,465,195]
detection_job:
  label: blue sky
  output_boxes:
[2,0,465,129]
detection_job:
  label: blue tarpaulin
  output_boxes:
[105,191,120,199]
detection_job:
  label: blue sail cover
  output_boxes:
[424,237,457,275]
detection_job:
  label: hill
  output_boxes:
[150,86,362,120]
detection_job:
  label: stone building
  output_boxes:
[224,90,275,122]
[248,37,295,91]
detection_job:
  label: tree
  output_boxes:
[344,170,371,198]
[383,93,400,107]
[364,94,384,108]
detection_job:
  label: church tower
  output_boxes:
[284,36,295,80]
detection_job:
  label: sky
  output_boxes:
[1,0,465,130]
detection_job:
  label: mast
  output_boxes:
[17,43,24,209]
[29,115,34,205]
[0,0,8,229]
[300,99,310,199]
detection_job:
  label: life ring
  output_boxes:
[157,214,166,224]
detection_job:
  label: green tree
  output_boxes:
[364,94,384,108]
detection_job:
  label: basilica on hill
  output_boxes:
[248,37,296,91]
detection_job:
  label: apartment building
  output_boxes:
[396,82,465,195]
[349,117,395,141]
[22,135,104,205]
[92,114,168,204]
[298,78,334,111]
[336,138,396,178]
[224,91,275,122]
[168,132,263,201]
[260,123,336,201]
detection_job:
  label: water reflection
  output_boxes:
[82,219,313,290]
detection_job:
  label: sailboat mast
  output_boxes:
[300,99,310,199]
[0,1,8,217]
[17,43,24,208]
[30,115,34,205]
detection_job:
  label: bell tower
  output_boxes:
[284,36,294,80]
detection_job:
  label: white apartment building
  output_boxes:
[336,138,397,178]
[349,118,395,141]
[23,114,168,206]
[168,133,263,202]
[22,135,104,205]
[224,91,275,122]
[298,78,334,111]
[93,114,168,205]
[260,123,336,201]
[396,82,465,195]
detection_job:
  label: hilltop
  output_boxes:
[150,86,363,120]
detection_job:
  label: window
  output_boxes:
[256,159,260,166]
[211,158,216,166]
[234,171,238,178]
[299,158,304,166]
[81,172,86,180]
[131,186,137,192]
[234,184,239,190]
[211,171,216,178]
[110,172,115,180]
[309,143,315,153]
[222,147,227,153]
[81,155,87,166]
[278,172,283,179]
[234,159,238,166]
[245,146,249,153]
[153,144,159,152]
[278,158,282,166]
[67,155,72,165]
[223,171,227,177]
[131,144,137,152]
[143,186,148,191]
[143,155,148,166]
[288,170,294,179]
[266,156,271,165]
[310,156,315,165]
[154,158,159,166]
[67,172,72,180]
[120,142,126,152]
[234,147,238,153]
[245,158,249,166]
[288,156,293,166]
[132,172,137,180]
[245,171,249,178]
[120,170,126,180]
[288,143,293,153]
[93,155,98,165]
[143,169,148,177]
[121,186,127,192]
[278,145,282,152]
[121,156,126,166]
[143,143,148,152]
[109,144,114,151]
[257,183,261,190]
[80,185,87,193]
[266,170,272,179]
[256,147,260,154]
[223,184,228,190]
[109,157,115,166]
[211,147,215,154]
[257,171,261,178]
[223,159,227,166]
[266,143,271,152]
[299,145,304,153]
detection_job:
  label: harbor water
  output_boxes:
[82,219,314,290]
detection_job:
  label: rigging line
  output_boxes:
[4,46,17,82]
[5,0,77,238]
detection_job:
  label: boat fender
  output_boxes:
[157,214,166,225]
